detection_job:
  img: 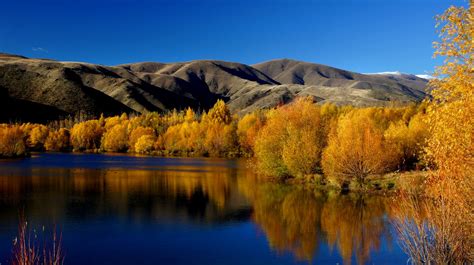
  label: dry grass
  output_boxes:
[391,192,473,265]
[12,215,64,265]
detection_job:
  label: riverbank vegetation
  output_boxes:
[0,99,430,187]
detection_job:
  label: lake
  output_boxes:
[0,153,408,264]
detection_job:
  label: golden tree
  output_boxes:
[27,125,49,150]
[128,126,155,153]
[204,99,232,125]
[237,111,265,156]
[322,110,396,187]
[425,4,473,187]
[70,120,104,151]
[254,97,326,178]
[384,112,429,170]
[393,4,474,264]
[135,135,156,154]
[0,126,26,157]
[45,128,71,152]
[101,123,129,152]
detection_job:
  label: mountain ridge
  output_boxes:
[0,53,429,122]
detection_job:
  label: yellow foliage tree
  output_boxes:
[128,126,155,153]
[204,99,232,125]
[44,128,71,152]
[384,113,429,170]
[101,123,129,152]
[27,124,49,150]
[0,126,26,157]
[425,5,474,186]
[70,120,104,151]
[322,110,396,187]
[135,135,156,154]
[254,97,326,178]
[237,111,265,156]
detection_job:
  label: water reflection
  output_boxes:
[0,165,250,225]
[0,153,406,264]
[239,175,394,264]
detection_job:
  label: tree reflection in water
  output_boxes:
[0,157,408,264]
[239,174,393,264]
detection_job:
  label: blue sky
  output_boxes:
[0,0,468,74]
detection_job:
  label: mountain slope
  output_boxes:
[0,54,429,122]
[252,59,428,106]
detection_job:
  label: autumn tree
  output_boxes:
[254,97,326,178]
[393,5,474,264]
[322,110,396,187]
[135,135,156,154]
[101,123,129,152]
[27,125,49,150]
[237,111,266,156]
[70,120,104,151]
[200,100,237,156]
[384,112,429,170]
[128,126,155,153]
[45,128,71,152]
[0,126,26,157]
[204,99,232,125]
[425,4,473,187]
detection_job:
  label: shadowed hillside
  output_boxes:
[0,54,429,122]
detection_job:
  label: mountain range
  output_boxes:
[0,53,429,122]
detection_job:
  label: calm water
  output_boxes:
[0,153,408,265]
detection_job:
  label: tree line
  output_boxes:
[0,98,430,187]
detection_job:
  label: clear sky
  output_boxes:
[0,0,468,74]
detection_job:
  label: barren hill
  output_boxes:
[0,54,429,122]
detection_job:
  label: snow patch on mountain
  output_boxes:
[365,71,433,80]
